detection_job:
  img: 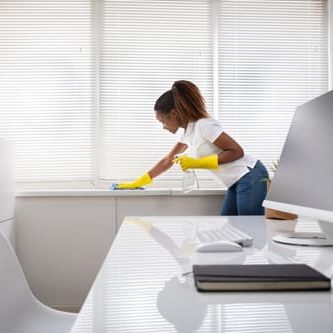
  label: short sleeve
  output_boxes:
[178,130,188,145]
[198,118,224,142]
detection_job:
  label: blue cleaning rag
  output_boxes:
[109,183,144,190]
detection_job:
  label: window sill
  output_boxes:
[15,179,225,197]
[15,187,225,198]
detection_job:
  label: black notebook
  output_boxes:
[193,264,331,292]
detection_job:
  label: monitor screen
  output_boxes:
[263,90,333,246]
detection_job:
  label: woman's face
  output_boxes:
[155,110,180,134]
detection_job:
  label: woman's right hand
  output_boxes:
[112,172,152,189]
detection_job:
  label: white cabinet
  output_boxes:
[15,196,117,309]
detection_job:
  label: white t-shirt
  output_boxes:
[179,117,257,188]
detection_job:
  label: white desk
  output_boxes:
[71,216,333,333]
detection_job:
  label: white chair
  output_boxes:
[0,228,77,333]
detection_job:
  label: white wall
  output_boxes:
[0,139,15,244]
[15,192,223,309]
[327,0,333,90]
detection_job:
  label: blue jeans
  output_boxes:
[221,160,268,216]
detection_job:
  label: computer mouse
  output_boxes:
[196,240,242,253]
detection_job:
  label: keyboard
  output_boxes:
[197,224,253,247]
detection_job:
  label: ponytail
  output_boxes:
[154,80,209,124]
[171,80,208,123]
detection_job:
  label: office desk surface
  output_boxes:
[71,216,333,333]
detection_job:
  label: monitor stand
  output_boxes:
[272,218,333,246]
[273,232,333,246]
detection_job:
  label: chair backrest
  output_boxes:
[0,228,33,322]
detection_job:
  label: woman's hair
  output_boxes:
[154,80,209,124]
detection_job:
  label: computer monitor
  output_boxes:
[263,90,333,246]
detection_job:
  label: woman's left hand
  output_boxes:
[173,155,218,171]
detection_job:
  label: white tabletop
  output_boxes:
[71,216,333,333]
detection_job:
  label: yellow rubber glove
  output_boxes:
[173,155,219,171]
[116,172,152,189]
[125,217,153,232]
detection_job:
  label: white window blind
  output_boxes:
[218,0,328,171]
[99,0,213,180]
[0,0,93,181]
[0,0,329,184]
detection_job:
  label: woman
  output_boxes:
[114,80,268,215]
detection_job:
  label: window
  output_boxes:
[0,0,93,181]
[99,0,213,180]
[0,0,328,183]
[218,0,328,168]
